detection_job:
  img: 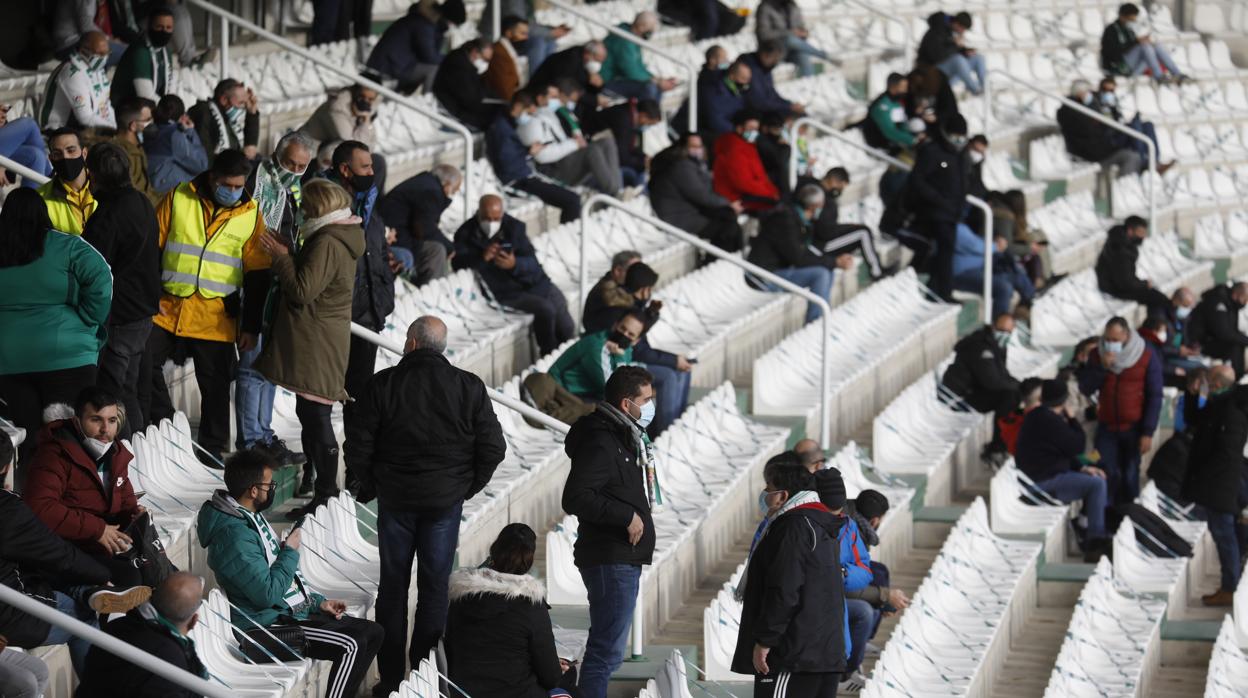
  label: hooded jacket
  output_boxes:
[649,147,732,234]
[941,326,1019,405]
[1095,225,1149,300]
[25,419,141,556]
[255,222,365,402]
[918,12,960,65]
[1185,284,1248,361]
[81,185,163,326]
[444,567,563,698]
[78,605,208,698]
[561,406,656,568]
[1181,388,1248,513]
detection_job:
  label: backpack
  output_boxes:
[119,511,179,586]
[1123,503,1193,558]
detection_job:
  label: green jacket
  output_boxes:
[870,94,915,148]
[548,330,633,399]
[601,24,652,83]
[111,41,172,109]
[0,229,111,376]
[196,491,325,629]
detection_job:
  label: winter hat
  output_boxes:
[623,262,659,293]
[1041,378,1068,408]
[814,467,847,510]
[856,490,890,520]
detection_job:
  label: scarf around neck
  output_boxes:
[598,402,664,511]
[1103,330,1146,374]
[301,207,360,239]
[736,489,824,601]
[209,101,245,154]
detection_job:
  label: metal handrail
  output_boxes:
[546,0,697,134]
[787,118,996,323]
[185,0,476,220]
[841,0,913,59]
[0,584,234,698]
[580,194,833,449]
[983,68,1156,233]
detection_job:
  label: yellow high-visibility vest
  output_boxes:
[37,179,96,235]
[161,182,258,299]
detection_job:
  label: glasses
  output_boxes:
[253,482,276,492]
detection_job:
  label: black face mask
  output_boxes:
[254,486,274,512]
[512,39,529,53]
[52,156,85,182]
[353,97,372,113]
[607,330,633,349]
[829,188,843,199]
[349,172,375,193]
[149,29,173,47]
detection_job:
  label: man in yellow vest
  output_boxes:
[145,149,270,465]
[38,128,96,234]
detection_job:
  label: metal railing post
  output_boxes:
[220,12,229,79]
[982,69,1156,232]
[186,0,475,219]
[493,0,501,42]
[631,601,644,659]
[546,0,697,134]
[579,194,833,450]
[965,195,995,324]
[0,154,50,185]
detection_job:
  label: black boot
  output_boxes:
[297,466,314,497]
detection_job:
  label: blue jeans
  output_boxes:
[1037,471,1108,538]
[43,590,97,676]
[525,32,557,73]
[1116,114,1161,165]
[234,335,276,448]
[579,563,642,698]
[643,363,691,436]
[952,257,1035,319]
[1094,424,1142,506]
[1125,42,1182,78]
[375,501,463,688]
[764,266,835,323]
[783,34,832,78]
[603,79,661,103]
[937,52,987,95]
[845,598,877,673]
[0,118,51,188]
[1195,507,1241,592]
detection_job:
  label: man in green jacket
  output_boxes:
[600,11,677,103]
[549,311,646,400]
[197,449,383,698]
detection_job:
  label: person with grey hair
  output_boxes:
[1057,79,1143,174]
[378,165,462,285]
[344,315,507,696]
[600,11,678,102]
[78,572,209,697]
[747,183,846,323]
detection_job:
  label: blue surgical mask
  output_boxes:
[1081,92,1094,106]
[1198,394,1208,409]
[1103,340,1124,354]
[1100,92,1117,107]
[633,399,656,428]
[717,62,731,70]
[226,105,244,121]
[742,129,759,144]
[517,113,533,126]
[758,491,770,517]
[546,98,563,112]
[214,184,243,207]
[1176,305,1192,320]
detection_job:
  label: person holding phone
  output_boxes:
[549,312,646,402]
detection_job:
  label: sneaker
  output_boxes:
[88,586,152,614]
[1202,589,1234,607]
[864,642,882,658]
[266,437,306,466]
[838,670,867,694]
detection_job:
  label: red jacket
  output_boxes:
[712,132,779,212]
[25,420,140,556]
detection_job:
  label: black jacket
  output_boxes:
[433,45,495,131]
[649,148,732,234]
[451,214,554,300]
[907,138,968,224]
[1057,103,1118,162]
[755,132,792,198]
[941,326,1019,405]
[731,506,847,675]
[366,4,452,79]
[81,185,161,325]
[0,490,110,647]
[741,52,793,117]
[1101,20,1138,76]
[747,205,827,272]
[444,567,563,698]
[1185,284,1248,360]
[324,173,395,329]
[344,349,507,511]
[917,12,959,65]
[561,406,656,568]
[77,611,208,698]
[1095,225,1149,300]
[379,171,454,252]
[1181,388,1248,513]
[1015,406,1086,483]
[528,46,601,119]
[187,100,259,153]
[1149,431,1191,502]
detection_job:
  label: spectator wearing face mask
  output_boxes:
[1057,80,1144,175]
[39,32,116,131]
[299,84,380,151]
[479,0,571,74]
[741,40,805,119]
[484,16,531,102]
[799,167,888,280]
[518,85,623,197]
[650,134,744,252]
[188,78,261,160]
[996,377,1044,456]
[367,0,466,95]
[906,113,970,303]
[918,11,984,95]
[1091,77,1174,174]
[755,112,793,198]
[1095,215,1171,318]
[860,73,916,154]
[600,12,678,103]
[1185,282,1248,377]
[582,250,641,325]
[549,312,646,402]
[488,91,583,223]
[529,41,608,114]
[111,7,176,111]
[378,164,461,282]
[749,184,846,324]
[712,110,780,214]
[701,60,752,141]
[941,313,1022,466]
[145,94,210,196]
[951,226,1035,319]
[1102,2,1187,84]
[110,99,158,204]
[39,128,97,235]
[1138,316,1188,389]
[434,40,496,131]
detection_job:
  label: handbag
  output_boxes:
[237,622,308,664]
[119,511,178,586]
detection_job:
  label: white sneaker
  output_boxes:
[838,671,867,694]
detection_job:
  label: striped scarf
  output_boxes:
[234,502,311,612]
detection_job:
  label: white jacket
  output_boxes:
[39,53,116,130]
[516,107,580,165]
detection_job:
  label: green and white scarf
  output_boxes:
[232,498,311,612]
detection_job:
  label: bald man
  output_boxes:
[40,32,117,130]
[79,572,208,697]
[452,195,574,355]
[344,314,507,694]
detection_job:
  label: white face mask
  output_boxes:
[1176,305,1193,320]
[482,219,502,236]
[1156,329,1168,344]
[585,60,603,74]
[473,58,489,74]
[82,436,112,460]
[546,98,563,112]
[969,149,985,164]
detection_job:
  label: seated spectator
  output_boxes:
[991,189,1051,288]
[941,313,1021,464]
[0,632,49,698]
[110,7,175,110]
[1102,2,1187,83]
[712,110,780,213]
[951,225,1036,319]
[755,112,793,198]
[582,250,641,328]
[0,189,111,471]
[529,41,607,114]
[592,98,661,187]
[299,84,379,151]
[649,134,744,252]
[111,99,158,203]
[1093,77,1173,173]
[1058,80,1143,175]
[1186,282,1248,377]
[1139,316,1188,388]
[197,449,384,698]
[747,184,845,323]
[549,312,646,401]
[802,167,887,280]
[841,487,905,691]
[367,0,465,94]
[487,91,583,223]
[145,95,209,195]
[39,128,97,235]
[519,84,623,196]
[378,165,461,280]
[918,11,985,95]
[481,0,570,73]
[39,32,116,131]
[434,39,497,131]
[0,107,50,189]
[741,40,805,118]
[906,64,959,134]
[51,0,139,62]
[860,72,917,153]
[453,195,574,356]
[600,12,678,102]
[658,0,745,40]
[755,0,833,78]
[445,523,571,698]
[965,134,990,207]
[78,572,208,698]
[699,58,751,140]
[484,16,529,102]
[188,78,260,160]
[1096,215,1171,317]
[551,78,592,141]
[998,377,1044,456]
[1016,379,1111,560]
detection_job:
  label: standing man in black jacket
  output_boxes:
[1095,215,1170,317]
[562,366,657,698]
[81,142,161,437]
[1185,282,1248,377]
[732,453,846,697]
[908,113,969,302]
[345,315,506,696]
[941,313,1021,463]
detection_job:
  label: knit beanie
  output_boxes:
[856,489,890,520]
[814,468,847,510]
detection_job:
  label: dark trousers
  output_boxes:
[342,333,378,488]
[146,327,236,456]
[820,223,883,277]
[644,363,691,436]
[1116,285,1172,320]
[1094,423,1143,507]
[920,218,958,301]
[503,285,576,356]
[962,387,1020,449]
[286,613,384,698]
[695,210,744,253]
[513,177,582,223]
[375,501,462,689]
[0,363,97,480]
[1195,506,1243,592]
[754,670,839,697]
[309,0,372,44]
[97,318,153,439]
[295,397,339,501]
